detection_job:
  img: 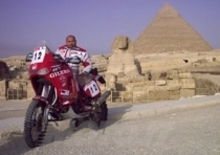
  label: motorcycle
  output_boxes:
[24,45,110,148]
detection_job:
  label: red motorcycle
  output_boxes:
[24,45,110,148]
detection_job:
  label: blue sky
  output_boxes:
[0,0,220,57]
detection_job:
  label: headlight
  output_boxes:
[25,52,33,62]
[37,68,49,75]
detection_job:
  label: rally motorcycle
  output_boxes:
[24,45,110,148]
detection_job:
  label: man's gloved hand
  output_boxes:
[90,67,98,76]
[97,75,106,84]
[89,68,106,84]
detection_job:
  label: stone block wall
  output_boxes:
[0,80,6,100]
[194,78,220,95]
[9,80,27,99]
[27,82,35,99]
[110,71,197,103]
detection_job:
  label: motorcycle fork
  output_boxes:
[41,85,51,99]
[40,85,58,128]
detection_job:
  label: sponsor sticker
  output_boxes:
[49,69,71,78]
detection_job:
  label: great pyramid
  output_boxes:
[134,3,212,54]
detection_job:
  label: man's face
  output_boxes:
[66,36,76,48]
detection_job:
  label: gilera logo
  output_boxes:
[49,69,71,78]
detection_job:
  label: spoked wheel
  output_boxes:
[24,100,48,148]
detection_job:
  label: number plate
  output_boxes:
[31,47,46,64]
[84,80,100,97]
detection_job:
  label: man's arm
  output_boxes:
[81,51,92,73]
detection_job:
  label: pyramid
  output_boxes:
[134,3,212,54]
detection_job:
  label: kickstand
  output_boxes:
[71,116,90,127]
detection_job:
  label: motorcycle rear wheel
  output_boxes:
[100,102,108,121]
[92,102,108,127]
[24,100,47,148]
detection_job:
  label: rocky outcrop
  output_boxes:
[0,61,9,80]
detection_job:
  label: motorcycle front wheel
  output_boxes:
[24,100,48,148]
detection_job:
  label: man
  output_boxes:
[48,35,105,120]
[56,34,105,86]
[56,34,105,97]
[56,35,92,74]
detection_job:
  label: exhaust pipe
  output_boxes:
[96,90,111,105]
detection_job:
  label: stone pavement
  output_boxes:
[109,94,220,121]
[0,100,29,112]
[1,94,220,140]
[1,101,220,155]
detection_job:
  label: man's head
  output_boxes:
[66,35,77,48]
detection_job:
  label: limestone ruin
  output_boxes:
[106,36,139,76]
[104,3,220,102]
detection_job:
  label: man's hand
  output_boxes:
[97,75,106,84]
[89,68,106,84]
[90,68,98,76]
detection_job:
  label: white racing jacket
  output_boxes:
[56,45,92,73]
